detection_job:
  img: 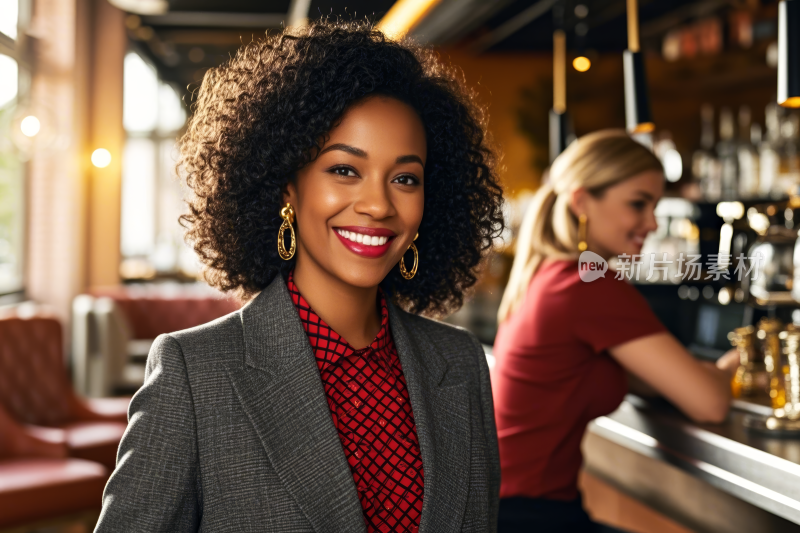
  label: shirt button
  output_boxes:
[379,418,387,427]
[348,381,358,391]
[354,450,362,459]
[352,399,362,408]
[384,501,394,511]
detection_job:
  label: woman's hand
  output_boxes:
[716,348,741,377]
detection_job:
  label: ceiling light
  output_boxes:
[377,0,442,38]
[92,148,112,168]
[572,56,591,72]
[20,116,40,137]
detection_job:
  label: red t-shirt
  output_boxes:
[492,259,665,501]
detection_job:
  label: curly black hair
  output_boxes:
[179,20,504,316]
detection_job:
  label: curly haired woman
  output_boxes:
[96,20,504,533]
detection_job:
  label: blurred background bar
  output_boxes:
[2,0,800,531]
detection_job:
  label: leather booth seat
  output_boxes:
[0,315,129,470]
[0,404,108,529]
[91,284,241,340]
[73,285,240,396]
[0,458,108,528]
[25,421,127,470]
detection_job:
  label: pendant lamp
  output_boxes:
[778,0,800,108]
[623,0,654,133]
[550,29,571,162]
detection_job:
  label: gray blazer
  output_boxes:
[95,275,500,532]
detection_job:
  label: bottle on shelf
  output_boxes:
[693,104,721,201]
[759,103,781,199]
[717,107,739,200]
[737,106,760,199]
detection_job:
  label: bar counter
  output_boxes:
[583,395,800,532]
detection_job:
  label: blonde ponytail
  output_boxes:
[497,129,663,323]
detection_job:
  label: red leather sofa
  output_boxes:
[0,315,129,471]
[72,285,241,396]
[0,403,107,529]
[91,285,241,340]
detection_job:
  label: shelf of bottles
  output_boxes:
[694,103,800,203]
[635,103,800,301]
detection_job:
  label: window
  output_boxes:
[0,0,18,40]
[120,51,191,281]
[0,0,24,294]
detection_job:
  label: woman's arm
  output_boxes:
[608,331,735,423]
[95,334,201,532]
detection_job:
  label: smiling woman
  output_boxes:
[95,19,504,533]
[177,22,504,317]
[285,96,428,347]
[493,130,737,533]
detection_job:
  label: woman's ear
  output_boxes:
[282,182,297,207]
[569,186,589,218]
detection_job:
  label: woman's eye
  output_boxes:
[330,166,357,177]
[393,174,420,186]
[630,201,646,211]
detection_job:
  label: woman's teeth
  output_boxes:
[337,229,389,246]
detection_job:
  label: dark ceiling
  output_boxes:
[122,0,766,99]
[478,0,722,52]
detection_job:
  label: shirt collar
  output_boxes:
[286,271,391,367]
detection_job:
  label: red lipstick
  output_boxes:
[334,226,396,258]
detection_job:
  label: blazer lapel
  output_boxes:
[226,276,366,533]
[388,304,471,533]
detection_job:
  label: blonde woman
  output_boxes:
[493,130,738,532]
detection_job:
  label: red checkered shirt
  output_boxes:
[287,273,424,533]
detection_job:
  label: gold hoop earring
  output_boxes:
[278,203,296,260]
[399,233,419,280]
[578,214,588,252]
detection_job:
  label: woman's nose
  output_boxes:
[353,177,397,219]
[645,209,659,233]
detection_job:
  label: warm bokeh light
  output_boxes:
[716,201,745,221]
[572,56,591,72]
[632,122,655,133]
[377,0,441,38]
[780,96,800,108]
[718,287,732,305]
[663,148,683,182]
[91,148,112,168]
[20,116,40,137]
